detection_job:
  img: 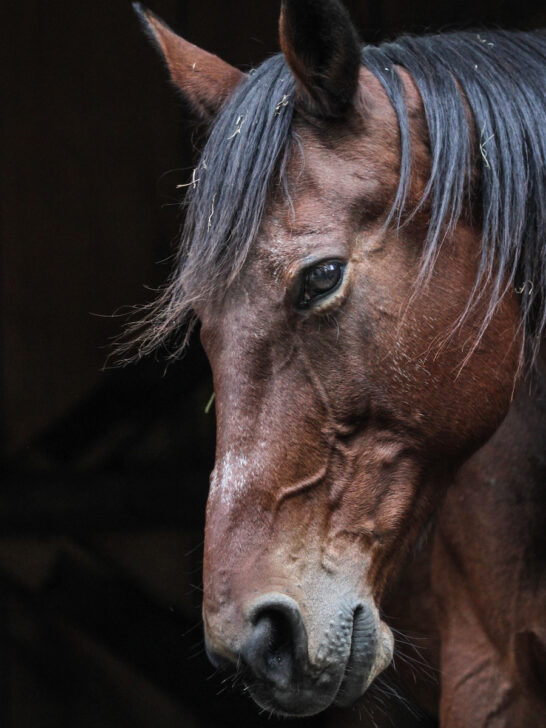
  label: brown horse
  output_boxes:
[132,1,546,725]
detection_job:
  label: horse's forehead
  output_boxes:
[227,80,406,298]
[271,117,400,228]
[250,206,349,282]
[253,155,395,270]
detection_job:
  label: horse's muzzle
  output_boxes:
[204,592,390,716]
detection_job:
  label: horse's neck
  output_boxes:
[432,351,545,685]
[442,351,546,585]
[423,356,546,725]
[378,360,546,716]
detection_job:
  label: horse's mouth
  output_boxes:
[245,605,391,716]
[333,606,378,707]
[335,611,395,708]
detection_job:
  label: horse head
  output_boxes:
[134,0,541,717]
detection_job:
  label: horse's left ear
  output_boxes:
[279,0,361,118]
[133,3,245,120]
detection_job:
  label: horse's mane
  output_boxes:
[125,30,546,362]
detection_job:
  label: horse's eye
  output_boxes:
[298,261,345,308]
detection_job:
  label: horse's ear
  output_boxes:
[279,0,361,118]
[133,3,246,121]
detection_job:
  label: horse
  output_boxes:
[131,1,546,725]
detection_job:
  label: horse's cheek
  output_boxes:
[352,254,521,459]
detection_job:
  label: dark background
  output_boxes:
[1,1,544,726]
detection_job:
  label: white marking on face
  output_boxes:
[209,446,266,506]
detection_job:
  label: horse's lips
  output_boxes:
[244,605,385,716]
[333,606,379,707]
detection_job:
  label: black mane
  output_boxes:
[128,29,546,362]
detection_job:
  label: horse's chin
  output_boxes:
[247,681,340,718]
[245,617,395,717]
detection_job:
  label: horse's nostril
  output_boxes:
[243,595,308,687]
[256,610,292,672]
